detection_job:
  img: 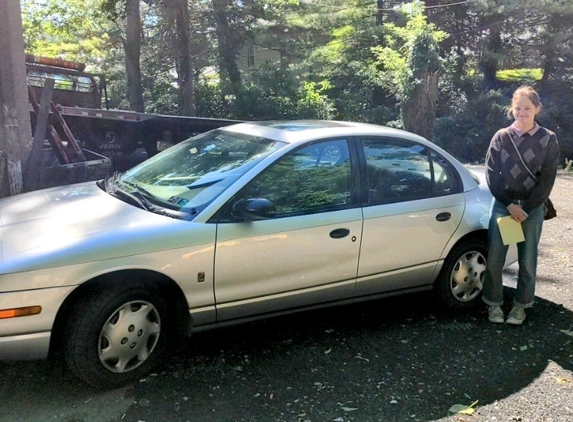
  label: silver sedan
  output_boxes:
[0,120,513,388]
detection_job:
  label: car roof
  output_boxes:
[219,120,429,145]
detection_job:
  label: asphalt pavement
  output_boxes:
[1,175,572,422]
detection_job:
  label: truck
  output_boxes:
[26,54,239,178]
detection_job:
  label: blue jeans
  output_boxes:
[482,199,545,309]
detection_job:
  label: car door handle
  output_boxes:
[436,212,452,222]
[330,228,350,239]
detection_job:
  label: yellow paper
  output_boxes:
[497,215,525,245]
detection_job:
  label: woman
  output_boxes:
[483,85,560,325]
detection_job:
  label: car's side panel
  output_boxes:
[356,194,465,294]
[354,263,438,297]
[0,236,218,352]
[213,209,363,320]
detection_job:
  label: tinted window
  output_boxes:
[430,150,459,196]
[119,130,282,213]
[361,137,460,205]
[239,139,352,217]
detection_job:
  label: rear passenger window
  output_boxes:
[431,150,458,196]
[360,137,460,205]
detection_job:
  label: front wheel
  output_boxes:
[435,238,488,310]
[64,282,172,388]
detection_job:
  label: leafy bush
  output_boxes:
[433,89,509,163]
[198,63,337,121]
[195,82,232,119]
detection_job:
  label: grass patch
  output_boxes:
[496,68,543,82]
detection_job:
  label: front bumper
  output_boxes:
[0,331,51,360]
[0,285,76,360]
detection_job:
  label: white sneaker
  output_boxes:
[488,306,504,324]
[506,306,526,325]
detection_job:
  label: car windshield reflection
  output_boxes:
[116,130,283,215]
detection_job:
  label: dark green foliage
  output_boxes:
[433,79,573,164]
[433,88,509,163]
[194,63,336,121]
[536,90,573,161]
[20,0,573,164]
[195,83,232,119]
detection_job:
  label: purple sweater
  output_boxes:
[485,125,560,213]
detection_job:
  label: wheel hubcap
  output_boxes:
[98,300,161,373]
[450,250,486,302]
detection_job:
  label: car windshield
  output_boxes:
[117,129,282,214]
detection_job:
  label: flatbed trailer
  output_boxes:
[26,54,239,174]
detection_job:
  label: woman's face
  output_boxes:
[512,95,540,129]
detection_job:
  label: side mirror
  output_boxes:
[231,198,276,221]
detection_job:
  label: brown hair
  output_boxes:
[506,85,542,119]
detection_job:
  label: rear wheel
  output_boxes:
[435,239,487,310]
[64,282,172,388]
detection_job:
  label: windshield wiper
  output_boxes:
[123,180,156,200]
[101,171,120,193]
[105,175,194,220]
[110,186,150,211]
[186,178,224,190]
[145,206,196,221]
[104,175,150,211]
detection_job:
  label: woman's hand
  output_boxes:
[507,203,528,222]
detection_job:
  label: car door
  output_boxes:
[213,139,363,321]
[355,136,466,296]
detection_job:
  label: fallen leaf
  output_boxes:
[342,406,358,412]
[520,345,528,351]
[449,400,478,415]
[449,404,475,415]
[560,328,573,337]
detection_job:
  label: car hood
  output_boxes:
[0,182,197,273]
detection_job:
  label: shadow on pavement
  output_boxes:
[1,287,572,422]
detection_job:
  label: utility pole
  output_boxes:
[0,0,32,198]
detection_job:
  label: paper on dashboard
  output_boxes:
[497,215,525,245]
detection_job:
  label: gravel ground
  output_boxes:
[0,174,572,422]
[434,171,573,421]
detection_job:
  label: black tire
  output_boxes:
[434,238,488,310]
[64,281,172,389]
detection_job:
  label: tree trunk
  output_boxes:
[174,0,195,116]
[0,0,32,197]
[125,0,145,112]
[213,0,241,96]
[401,32,440,140]
[402,71,439,141]
[479,22,502,91]
[164,0,196,116]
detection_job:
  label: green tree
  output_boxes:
[303,0,394,123]
[101,0,146,112]
[370,3,446,137]
[21,0,109,62]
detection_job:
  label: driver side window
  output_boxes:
[240,139,352,217]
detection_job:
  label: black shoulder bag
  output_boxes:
[507,131,556,220]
